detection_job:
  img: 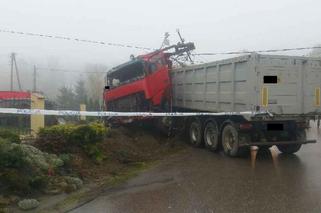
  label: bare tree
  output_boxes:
[85,64,107,109]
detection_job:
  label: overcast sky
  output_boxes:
[0,0,320,92]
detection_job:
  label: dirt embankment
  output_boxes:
[71,125,186,184]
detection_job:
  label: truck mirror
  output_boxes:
[105,86,110,90]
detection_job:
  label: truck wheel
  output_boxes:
[222,124,248,157]
[154,117,173,136]
[277,130,305,154]
[189,119,203,147]
[204,121,219,151]
[277,144,301,154]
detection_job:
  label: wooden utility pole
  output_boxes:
[13,54,22,91]
[10,53,14,91]
[9,53,22,91]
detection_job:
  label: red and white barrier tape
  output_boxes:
[0,108,272,117]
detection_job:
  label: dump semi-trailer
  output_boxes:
[104,45,319,157]
[170,53,320,156]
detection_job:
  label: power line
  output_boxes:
[1,28,320,59]
[0,28,154,51]
[194,46,321,56]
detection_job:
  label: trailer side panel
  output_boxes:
[171,54,321,117]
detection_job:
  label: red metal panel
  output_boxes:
[104,79,147,102]
[0,91,31,100]
[144,66,170,105]
[104,67,170,106]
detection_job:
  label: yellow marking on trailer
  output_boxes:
[261,87,268,107]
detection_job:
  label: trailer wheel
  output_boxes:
[222,124,248,157]
[277,130,305,154]
[204,121,219,151]
[189,119,203,147]
[277,143,302,154]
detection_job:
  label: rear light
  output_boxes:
[239,123,253,130]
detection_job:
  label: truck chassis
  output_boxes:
[170,114,316,157]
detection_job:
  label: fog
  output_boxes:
[0,0,321,99]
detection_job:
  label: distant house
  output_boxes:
[0,91,31,108]
[0,91,31,132]
[0,91,57,133]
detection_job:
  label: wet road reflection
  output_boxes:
[72,122,321,213]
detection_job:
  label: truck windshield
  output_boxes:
[107,60,145,88]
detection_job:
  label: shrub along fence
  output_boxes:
[35,122,108,162]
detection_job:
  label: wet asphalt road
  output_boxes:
[71,122,321,213]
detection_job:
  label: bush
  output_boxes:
[0,139,25,169]
[36,122,107,162]
[59,154,72,165]
[0,129,21,144]
[71,123,105,146]
[82,144,105,163]
[1,169,32,192]
[0,139,49,193]
[36,125,76,153]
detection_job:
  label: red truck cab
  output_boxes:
[103,51,172,112]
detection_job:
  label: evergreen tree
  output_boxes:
[75,80,88,106]
[56,86,76,110]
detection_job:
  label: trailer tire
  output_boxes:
[277,130,305,154]
[222,124,248,157]
[277,143,302,154]
[204,121,219,151]
[189,119,203,147]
